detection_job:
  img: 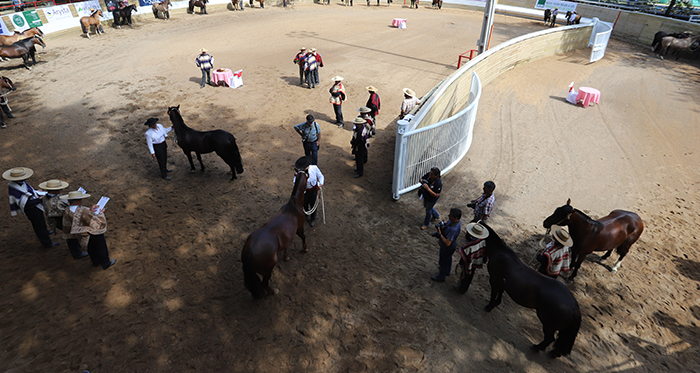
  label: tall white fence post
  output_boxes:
[392,119,410,200]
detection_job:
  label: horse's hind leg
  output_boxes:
[531,322,556,354]
[261,271,279,295]
[599,249,613,261]
[196,152,205,172]
[296,228,308,252]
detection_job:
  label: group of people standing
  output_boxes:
[4,167,117,270]
[293,47,325,89]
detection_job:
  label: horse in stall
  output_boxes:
[188,0,208,14]
[565,11,581,25]
[543,199,644,281]
[482,224,581,358]
[0,35,46,70]
[152,0,172,19]
[241,166,308,299]
[659,34,700,60]
[0,27,44,46]
[0,76,16,128]
[80,9,104,39]
[651,31,690,54]
[432,0,442,9]
[112,4,138,28]
[543,8,551,26]
[166,105,243,181]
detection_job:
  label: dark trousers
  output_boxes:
[354,146,367,175]
[24,204,53,247]
[298,65,305,84]
[302,141,319,165]
[153,142,168,178]
[455,260,475,294]
[438,245,456,278]
[333,104,343,125]
[423,197,439,227]
[304,188,318,223]
[201,69,211,87]
[54,219,83,259]
[88,234,112,268]
[0,103,11,126]
[306,69,316,88]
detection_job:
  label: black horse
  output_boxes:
[482,224,581,358]
[543,8,551,26]
[113,4,138,28]
[188,0,208,14]
[166,105,243,181]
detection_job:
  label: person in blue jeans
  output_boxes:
[419,167,442,230]
[431,208,462,282]
[294,114,321,165]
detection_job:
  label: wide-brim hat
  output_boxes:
[144,117,159,126]
[311,48,317,52]
[352,117,366,124]
[466,222,489,239]
[300,47,306,51]
[366,85,377,92]
[200,48,207,53]
[403,88,416,97]
[551,226,573,246]
[3,167,33,181]
[357,106,372,113]
[39,179,69,191]
[331,76,344,81]
[59,190,91,200]
[294,156,310,171]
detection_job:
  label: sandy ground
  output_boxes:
[1,3,699,372]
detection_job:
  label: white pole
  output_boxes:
[477,0,498,54]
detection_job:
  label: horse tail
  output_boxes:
[228,132,244,174]
[554,305,581,356]
[80,21,87,34]
[242,247,265,299]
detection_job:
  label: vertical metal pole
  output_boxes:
[477,0,497,54]
[392,119,410,200]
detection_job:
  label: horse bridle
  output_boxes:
[539,212,573,249]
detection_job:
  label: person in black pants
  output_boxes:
[351,117,369,178]
[61,190,116,270]
[39,178,88,259]
[144,117,174,180]
[4,167,59,248]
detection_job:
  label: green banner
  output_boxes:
[21,10,43,28]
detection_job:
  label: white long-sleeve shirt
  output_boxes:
[293,165,325,190]
[145,123,173,155]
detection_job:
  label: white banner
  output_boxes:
[44,5,74,22]
[74,1,103,17]
[0,17,10,35]
[534,0,577,13]
[9,13,27,30]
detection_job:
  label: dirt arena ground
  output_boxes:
[1,3,699,372]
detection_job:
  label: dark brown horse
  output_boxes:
[166,105,243,181]
[152,0,172,19]
[112,4,138,28]
[0,27,43,46]
[432,0,442,8]
[188,0,208,14]
[80,10,105,38]
[230,0,243,10]
[543,199,644,281]
[482,224,581,358]
[247,0,263,8]
[0,35,46,70]
[241,169,308,299]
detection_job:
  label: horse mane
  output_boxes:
[291,171,306,198]
[573,208,595,223]
[168,107,190,131]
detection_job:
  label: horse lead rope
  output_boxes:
[303,187,325,225]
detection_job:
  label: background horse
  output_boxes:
[432,0,442,9]
[166,105,243,181]
[651,31,690,54]
[543,199,644,281]
[152,0,172,19]
[482,224,581,358]
[0,27,43,46]
[188,0,208,14]
[230,0,243,10]
[241,170,309,299]
[112,4,138,28]
[0,35,46,70]
[0,76,16,128]
[543,9,551,26]
[80,10,104,39]
[659,34,700,60]
[248,0,264,8]
[565,11,581,25]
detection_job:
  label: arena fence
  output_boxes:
[392,21,599,200]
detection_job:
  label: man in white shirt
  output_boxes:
[293,156,325,227]
[144,117,174,180]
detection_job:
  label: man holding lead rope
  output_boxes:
[293,156,325,227]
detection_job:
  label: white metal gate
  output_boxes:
[589,18,614,63]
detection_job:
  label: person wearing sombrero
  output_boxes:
[350,116,369,178]
[310,48,324,85]
[455,221,489,294]
[145,117,174,180]
[537,226,573,279]
[356,106,375,138]
[293,47,307,85]
[195,48,214,88]
[304,50,318,89]
[4,167,59,248]
[364,86,380,133]
[61,190,117,270]
[329,76,346,127]
[40,179,89,259]
[400,88,421,120]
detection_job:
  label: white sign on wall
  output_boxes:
[44,5,74,22]
[75,1,103,17]
[534,0,577,13]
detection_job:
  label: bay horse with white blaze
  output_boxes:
[0,35,46,70]
[241,165,308,299]
[166,105,243,181]
[112,4,138,28]
[80,10,104,38]
[152,0,172,19]
[188,0,208,14]
[543,199,643,281]
[482,224,581,358]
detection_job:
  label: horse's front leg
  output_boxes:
[184,151,196,172]
[296,227,308,252]
[484,276,503,312]
[566,254,586,281]
[195,152,205,172]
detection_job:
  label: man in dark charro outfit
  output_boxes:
[195,48,214,88]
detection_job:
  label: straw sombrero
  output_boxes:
[366,85,378,92]
[352,117,366,124]
[39,179,69,191]
[300,47,306,51]
[59,190,91,200]
[403,88,416,97]
[466,222,489,239]
[357,106,372,113]
[551,226,573,247]
[200,48,207,53]
[3,167,33,181]
[331,76,344,81]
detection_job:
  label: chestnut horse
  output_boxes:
[80,10,104,39]
[152,0,172,19]
[241,170,308,299]
[0,27,43,46]
[543,199,644,281]
[188,0,208,14]
[482,224,581,358]
[0,35,46,70]
[230,0,243,10]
